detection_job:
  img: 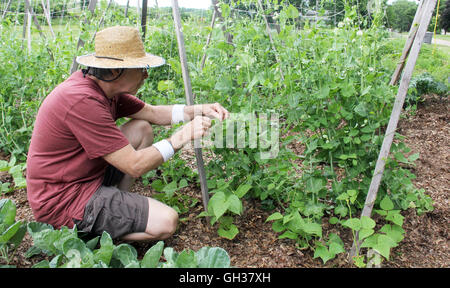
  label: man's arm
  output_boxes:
[103,143,164,178]
[128,104,173,125]
[103,116,212,177]
[129,103,229,125]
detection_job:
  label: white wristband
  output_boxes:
[171,104,186,124]
[152,140,175,162]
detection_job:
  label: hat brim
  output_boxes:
[76,53,165,69]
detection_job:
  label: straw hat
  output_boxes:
[76,26,165,69]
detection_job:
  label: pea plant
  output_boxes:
[177,0,434,266]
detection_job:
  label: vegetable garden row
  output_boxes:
[0,0,448,268]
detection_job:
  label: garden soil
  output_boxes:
[0,94,448,268]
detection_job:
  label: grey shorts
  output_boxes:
[73,166,149,239]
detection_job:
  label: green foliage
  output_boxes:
[0,0,439,268]
[406,72,449,107]
[442,0,450,32]
[0,199,27,266]
[0,157,27,193]
[385,0,418,32]
[26,222,231,268]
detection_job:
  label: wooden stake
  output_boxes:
[141,0,148,39]
[124,0,130,17]
[389,0,427,86]
[349,0,438,261]
[171,0,210,213]
[70,0,98,74]
[24,0,46,40]
[90,0,113,43]
[41,0,54,37]
[200,9,217,70]
[257,0,284,82]
[211,0,233,44]
[27,4,31,52]
[1,0,11,21]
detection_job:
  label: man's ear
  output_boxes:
[110,69,122,77]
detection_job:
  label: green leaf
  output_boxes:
[266,212,283,222]
[157,80,175,92]
[0,160,9,172]
[342,218,361,231]
[0,221,22,244]
[329,217,339,225]
[93,232,114,265]
[162,247,177,267]
[163,181,178,198]
[175,250,197,268]
[380,224,405,243]
[226,194,242,215]
[336,193,349,201]
[32,260,50,268]
[334,205,348,217]
[361,216,376,229]
[271,220,286,233]
[151,179,165,192]
[178,178,188,189]
[85,236,100,250]
[197,247,230,268]
[328,241,345,255]
[112,244,138,267]
[278,230,298,240]
[386,211,404,226]
[301,222,322,238]
[0,199,16,227]
[62,238,92,261]
[234,183,252,198]
[208,192,229,220]
[373,235,397,260]
[49,255,65,268]
[394,152,408,163]
[8,223,26,247]
[218,223,239,240]
[354,102,368,117]
[141,241,164,268]
[306,177,324,194]
[380,196,394,211]
[408,153,419,162]
[358,228,374,241]
[313,243,334,264]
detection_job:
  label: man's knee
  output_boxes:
[121,119,153,149]
[136,120,154,147]
[157,208,178,239]
[145,205,178,240]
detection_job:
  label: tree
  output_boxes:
[442,0,450,33]
[386,0,418,32]
[428,0,448,33]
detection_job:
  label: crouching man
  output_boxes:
[26,26,229,241]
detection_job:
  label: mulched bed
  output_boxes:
[0,94,448,268]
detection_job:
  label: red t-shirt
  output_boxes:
[26,70,145,229]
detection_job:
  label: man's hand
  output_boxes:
[201,103,230,121]
[169,116,212,150]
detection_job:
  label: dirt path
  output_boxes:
[0,95,449,268]
[432,38,450,47]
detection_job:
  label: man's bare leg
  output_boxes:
[118,119,154,191]
[121,197,178,242]
[117,119,178,242]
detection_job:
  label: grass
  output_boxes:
[382,37,449,84]
[434,34,450,41]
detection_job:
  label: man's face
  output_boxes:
[114,68,148,95]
